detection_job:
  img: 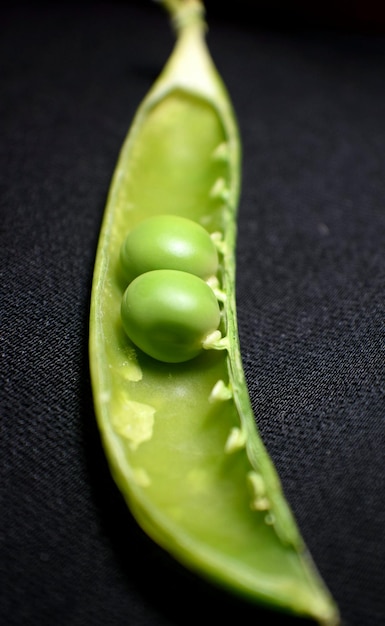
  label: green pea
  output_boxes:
[89,1,339,623]
[121,269,220,363]
[120,214,218,283]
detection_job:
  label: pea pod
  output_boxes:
[89,1,340,623]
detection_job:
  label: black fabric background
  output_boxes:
[1,2,385,625]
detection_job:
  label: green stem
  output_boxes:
[159,0,206,33]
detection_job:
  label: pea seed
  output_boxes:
[120,214,218,283]
[121,269,221,363]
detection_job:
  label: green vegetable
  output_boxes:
[89,0,340,623]
[120,214,219,282]
[121,269,221,363]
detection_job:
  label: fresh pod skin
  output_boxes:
[89,1,340,624]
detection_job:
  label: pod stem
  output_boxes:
[158,0,206,33]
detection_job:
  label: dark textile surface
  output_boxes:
[1,2,384,625]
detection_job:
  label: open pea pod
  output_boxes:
[89,0,339,623]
